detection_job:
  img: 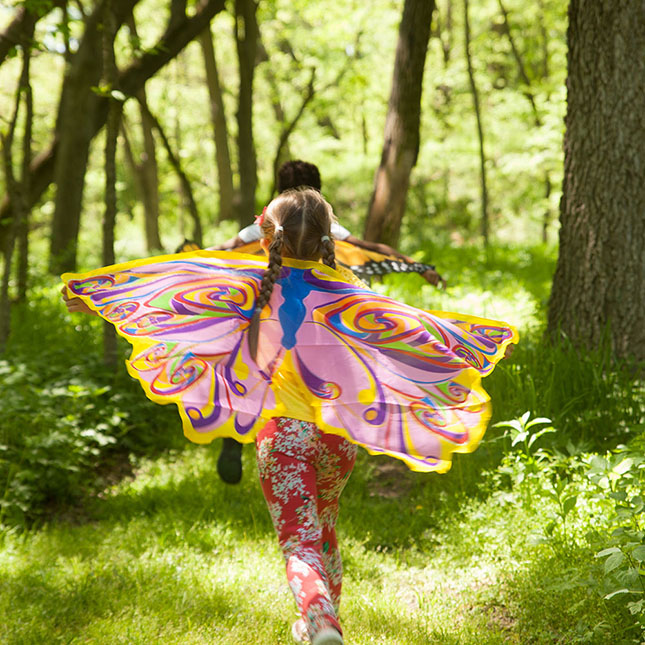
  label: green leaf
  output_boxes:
[596,547,621,558]
[632,546,645,562]
[613,458,634,475]
[563,495,577,516]
[604,588,631,600]
[604,551,625,574]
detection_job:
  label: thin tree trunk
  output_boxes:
[102,3,121,367]
[547,1,645,362]
[17,25,34,303]
[498,0,553,243]
[270,68,316,198]
[0,65,24,351]
[127,14,161,251]
[364,0,435,247]
[463,0,488,246]
[137,91,162,251]
[200,27,234,222]
[234,0,259,226]
[138,100,203,247]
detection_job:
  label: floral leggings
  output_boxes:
[255,417,357,639]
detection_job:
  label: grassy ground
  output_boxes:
[0,444,628,644]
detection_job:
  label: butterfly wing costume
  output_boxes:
[62,250,518,472]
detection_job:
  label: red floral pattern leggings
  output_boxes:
[255,417,357,640]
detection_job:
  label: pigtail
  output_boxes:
[248,228,284,361]
[320,236,336,270]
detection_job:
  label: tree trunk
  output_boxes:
[17,26,34,303]
[127,14,162,251]
[138,101,203,247]
[49,0,139,276]
[270,68,316,199]
[547,1,645,363]
[137,91,162,251]
[363,0,435,247]
[199,27,234,222]
[234,0,259,226]
[463,0,489,246]
[0,22,34,350]
[102,4,120,367]
[498,0,552,243]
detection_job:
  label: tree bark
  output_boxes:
[363,0,435,247]
[234,0,259,226]
[463,0,489,246]
[138,101,203,247]
[102,4,121,367]
[127,14,162,251]
[17,28,34,303]
[547,1,645,363]
[199,27,235,222]
[137,91,162,251]
[49,0,139,275]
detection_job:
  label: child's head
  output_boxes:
[277,160,321,193]
[249,188,336,359]
[260,188,335,264]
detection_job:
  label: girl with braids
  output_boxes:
[248,189,356,645]
[62,188,517,645]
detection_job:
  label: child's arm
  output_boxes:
[61,285,97,316]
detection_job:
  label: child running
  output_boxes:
[62,188,517,644]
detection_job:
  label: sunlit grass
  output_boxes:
[0,445,621,644]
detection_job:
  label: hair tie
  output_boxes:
[274,224,284,233]
[321,235,331,243]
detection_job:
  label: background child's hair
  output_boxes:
[248,189,336,360]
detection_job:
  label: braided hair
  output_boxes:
[247,188,337,360]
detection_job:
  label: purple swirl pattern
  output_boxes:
[63,252,517,471]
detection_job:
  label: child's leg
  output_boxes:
[255,419,354,639]
[315,435,357,613]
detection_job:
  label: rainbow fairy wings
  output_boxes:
[62,250,518,472]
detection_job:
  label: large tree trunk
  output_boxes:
[234,0,259,226]
[363,0,435,247]
[547,2,645,363]
[199,27,235,222]
[49,0,139,275]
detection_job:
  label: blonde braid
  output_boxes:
[248,229,284,360]
[320,236,336,270]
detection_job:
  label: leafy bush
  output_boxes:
[492,412,645,642]
[0,288,183,527]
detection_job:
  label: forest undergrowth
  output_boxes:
[1,242,643,643]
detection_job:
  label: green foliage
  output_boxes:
[0,286,183,527]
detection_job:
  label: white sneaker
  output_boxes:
[291,619,308,643]
[311,627,344,645]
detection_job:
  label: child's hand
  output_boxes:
[421,268,447,290]
[503,344,515,360]
[61,285,97,316]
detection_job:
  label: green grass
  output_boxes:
[0,445,631,644]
